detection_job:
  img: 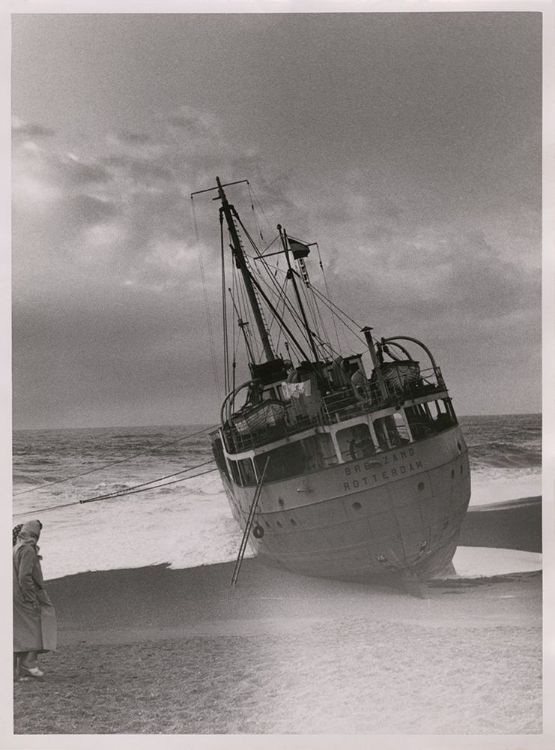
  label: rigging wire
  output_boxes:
[191,195,222,402]
[79,458,216,505]
[221,214,230,394]
[247,181,265,243]
[227,283,242,373]
[239,238,314,361]
[13,425,219,498]
[13,465,219,518]
[239,212,365,360]
[266,276,289,337]
[247,183,277,243]
[310,280,364,332]
[242,215,352,360]
[298,270,326,358]
[315,242,342,353]
[308,283,368,346]
[272,281,291,355]
[238,218,333,364]
[260,263,327,358]
[79,459,216,504]
[233,261,259,363]
[295,255,334,354]
[230,231,257,362]
[231,271,238,393]
[236,213,314,361]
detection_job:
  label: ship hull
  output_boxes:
[220,425,471,583]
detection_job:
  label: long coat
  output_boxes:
[13,541,57,653]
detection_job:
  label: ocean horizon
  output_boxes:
[12,413,541,581]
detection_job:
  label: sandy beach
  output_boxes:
[13,497,542,735]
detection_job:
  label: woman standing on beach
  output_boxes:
[13,520,57,679]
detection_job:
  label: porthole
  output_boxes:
[290,519,297,526]
[352,501,362,510]
[451,469,455,479]
[276,521,282,528]
[418,482,425,491]
[265,522,270,528]
[457,442,462,453]
[460,465,463,474]
[278,498,285,507]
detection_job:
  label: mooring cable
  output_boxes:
[13,424,218,498]
[13,463,220,518]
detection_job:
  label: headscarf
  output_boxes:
[13,520,42,555]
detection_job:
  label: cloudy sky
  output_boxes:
[11,12,542,429]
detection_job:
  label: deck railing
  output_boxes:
[220,366,446,454]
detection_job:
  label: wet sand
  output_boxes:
[461,495,542,552]
[13,496,543,734]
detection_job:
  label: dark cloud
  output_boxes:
[68,194,119,225]
[112,131,151,145]
[168,111,213,139]
[12,117,55,139]
[330,226,539,327]
[12,283,223,427]
[10,15,541,426]
[103,154,174,186]
[65,159,111,185]
[166,106,219,144]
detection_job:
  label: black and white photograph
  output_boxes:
[5,3,553,746]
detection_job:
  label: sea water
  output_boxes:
[12,414,541,580]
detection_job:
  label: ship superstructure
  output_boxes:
[192,178,471,587]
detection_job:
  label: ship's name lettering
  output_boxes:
[342,449,423,491]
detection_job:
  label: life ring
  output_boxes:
[253,524,265,539]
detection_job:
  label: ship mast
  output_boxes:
[216,176,274,363]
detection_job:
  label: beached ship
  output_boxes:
[194,178,471,588]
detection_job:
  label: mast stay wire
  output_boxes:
[231,271,238,393]
[163,125,224,402]
[241,203,364,356]
[236,221,321,361]
[221,214,230,394]
[13,424,219,498]
[226,219,275,362]
[13,464,219,518]
[233,260,260,363]
[247,183,279,243]
[191,195,222,403]
[79,461,215,504]
[238,214,345,361]
[225,223,312,364]
[233,211,300,337]
[315,242,342,354]
[298,269,328,358]
[295,253,334,354]
[270,263,365,352]
[254,266,319,360]
[266,276,289,338]
[247,181,265,243]
[196,180,363,372]
[270,279,291,355]
[273,254,363,344]
[261,263,337,358]
[211,183,366,364]
[308,282,368,347]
